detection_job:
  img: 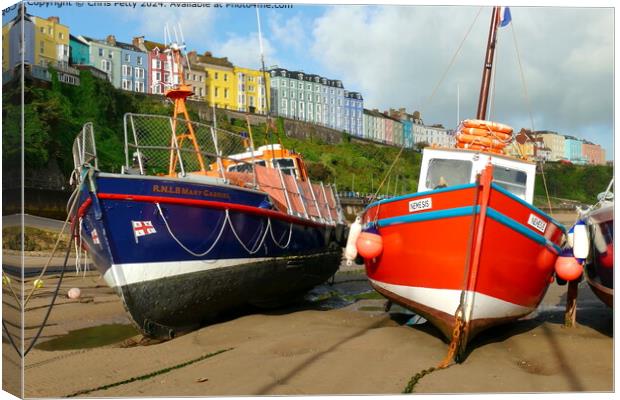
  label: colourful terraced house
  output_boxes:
[233,66,270,114]
[80,35,122,87]
[187,51,236,110]
[2,7,36,72]
[132,36,173,95]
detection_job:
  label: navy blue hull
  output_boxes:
[79,173,344,338]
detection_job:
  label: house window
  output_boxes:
[122,65,132,76]
[223,73,228,81]
[122,79,132,90]
[59,32,64,39]
[101,59,111,72]
[155,71,161,81]
[215,87,219,97]
[214,72,219,79]
[137,56,143,65]
[40,41,44,54]
[249,96,254,107]
[98,48,104,57]
[298,82,303,89]
[282,90,287,98]
[135,81,144,93]
[124,54,131,62]
[224,88,229,98]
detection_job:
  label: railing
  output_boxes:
[123,113,255,186]
[72,122,98,178]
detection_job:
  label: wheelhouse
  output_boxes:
[418,147,536,203]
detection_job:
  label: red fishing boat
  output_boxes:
[354,6,566,360]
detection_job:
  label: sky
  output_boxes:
[2,1,615,160]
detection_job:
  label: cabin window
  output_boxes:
[492,166,527,199]
[425,159,472,189]
[274,158,297,177]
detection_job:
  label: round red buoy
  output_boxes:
[555,256,583,281]
[356,232,383,259]
[598,243,614,269]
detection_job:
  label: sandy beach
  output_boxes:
[2,210,613,396]
[1,262,611,397]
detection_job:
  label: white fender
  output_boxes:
[344,216,362,266]
[572,220,589,259]
[590,222,608,254]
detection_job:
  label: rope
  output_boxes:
[156,203,228,257]
[269,221,293,249]
[228,214,270,254]
[510,20,553,216]
[421,7,484,112]
[369,145,406,204]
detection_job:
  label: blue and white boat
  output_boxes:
[71,44,345,339]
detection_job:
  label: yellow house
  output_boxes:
[232,66,271,115]
[187,51,236,110]
[31,15,70,68]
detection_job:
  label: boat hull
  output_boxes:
[584,205,613,307]
[78,173,344,338]
[362,181,564,344]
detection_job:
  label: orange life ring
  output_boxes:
[461,119,513,134]
[458,127,512,141]
[456,142,506,154]
[456,133,507,149]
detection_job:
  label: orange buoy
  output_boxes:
[461,119,513,134]
[458,127,512,141]
[356,232,383,259]
[598,243,613,269]
[555,255,583,281]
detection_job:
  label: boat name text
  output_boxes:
[409,198,432,213]
[152,185,231,200]
[527,214,547,233]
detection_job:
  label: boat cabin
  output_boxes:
[218,144,309,181]
[418,147,537,203]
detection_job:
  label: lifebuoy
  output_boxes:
[456,133,507,149]
[461,119,513,134]
[456,142,505,154]
[458,127,512,141]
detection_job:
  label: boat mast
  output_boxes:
[476,6,500,120]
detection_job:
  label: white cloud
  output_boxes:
[268,13,306,51]
[310,6,613,152]
[213,33,278,70]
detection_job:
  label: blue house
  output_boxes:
[564,136,586,164]
[114,37,148,94]
[69,34,90,65]
[344,91,364,137]
[402,119,413,149]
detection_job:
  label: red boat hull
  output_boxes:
[362,178,564,343]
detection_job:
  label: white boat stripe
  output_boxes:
[369,279,533,321]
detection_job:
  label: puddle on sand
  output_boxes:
[34,324,139,351]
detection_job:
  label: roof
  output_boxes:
[143,40,166,52]
[115,40,143,53]
[188,52,234,68]
[269,67,343,88]
[69,34,89,45]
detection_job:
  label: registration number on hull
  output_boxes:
[528,214,547,233]
[409,197,432,213]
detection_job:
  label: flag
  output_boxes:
[132,220,157,243]
[499,7,512,27]
[91,229,100,245]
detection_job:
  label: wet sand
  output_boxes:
[5,260,612,397]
